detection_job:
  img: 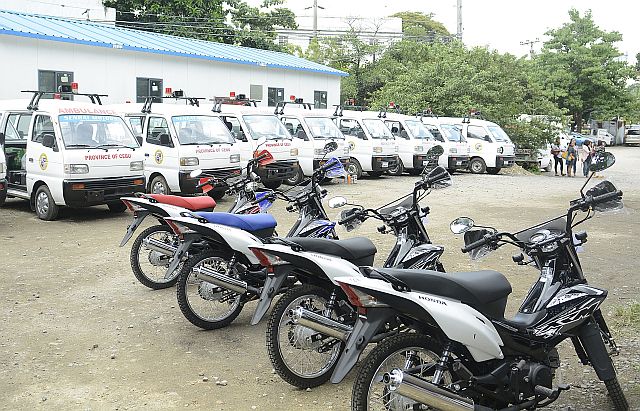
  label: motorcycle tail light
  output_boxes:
[249,247,289,269]
[122,199,143,212]
[337,281,388,311]
[165,219,194,239]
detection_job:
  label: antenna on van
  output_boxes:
[22,90,108,110]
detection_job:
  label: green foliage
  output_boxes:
[102,0,297,51]
[534,9,635,131]
[502,117,560,149]
[390,11,450,38]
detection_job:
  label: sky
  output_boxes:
[264,0,639,63]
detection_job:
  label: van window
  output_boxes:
[404,120,434,140]
[467,125,489,141]
[488,126,512,143]
[384,121,402,137]
[339,119,365,139]
[32,115,55,144]
[281,117,304,139]
[362,119,394,139]
[243,115,292,141]
[221,116,247,142]
[128,117,144,137]
[306,117,343,139]
[146,117,172,146]
[58,115,139,148]
[440,124,465,142]
[5,113,32,141]
[171,116,234,144]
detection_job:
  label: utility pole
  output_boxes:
[456,0,463,40]
[305,0,325,39]
[520,38,540,57]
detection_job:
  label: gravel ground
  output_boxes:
[0,147,639,410]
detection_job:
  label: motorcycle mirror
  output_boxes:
[424,166,452,189]
[426,145,444,159]
[256,136,267,148]
[328,196,348,208]
[450,217,475,234]
[589,151,615,172]
[190,169,203,178]
[323,141,338,153]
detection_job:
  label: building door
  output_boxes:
[314,90,327,109]
[136,78,163,103]
[268,87,284,107]
[38,70,74,99]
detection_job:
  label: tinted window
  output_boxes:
[146,117,171,146]
[32,115,54,143]
[222,116,246,141]
[339,119,365,138]
[281,117,303,137]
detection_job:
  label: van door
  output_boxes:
[338,118,370,172]
[3,112,32,193]
[282,116,313,175]
[465,124,496,168]
[221,115,253,165]
[144,116,178,193]
[27,114,64,203]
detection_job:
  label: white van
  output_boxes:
[335,109,399,178]
[0,96,145,220]
[0,114,6,205]
[276,103,349,184]
[419,116,470,172]
[379,112,439,175]
[439,116,516,174]
[110,102,242,199]
[212,104,299,189]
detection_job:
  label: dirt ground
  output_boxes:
[1,147,639,410]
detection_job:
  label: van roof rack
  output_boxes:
[378,105,402,118]
[210,97,259,111]
[332,104,344,117]
[139,95,205,113]
[417,108,438,120]
[274,101,312,115]
[22,90,108,110]
[342,105,369,112]
[462,110,485,123]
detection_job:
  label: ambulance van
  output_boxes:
[419,115,470,173]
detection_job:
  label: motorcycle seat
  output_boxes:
[149,194,216,211]
[289,237,377,266]
[196,212,277,232]
[374,268,512,319]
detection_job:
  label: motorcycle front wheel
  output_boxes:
[130,225,182,290]
[176,249,244,330]
[266,284,346,389]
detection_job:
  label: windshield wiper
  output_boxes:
[65,144,93,148]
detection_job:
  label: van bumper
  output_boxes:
[448,155,470,170]
[179,167,242,195]
[496,155,516,168]
[256,160,298,183]
[372,155,397,171]
[62,176,146,207]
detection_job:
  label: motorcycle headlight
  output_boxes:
[290,148,299,156]
[180,157,199,166]
[373,146,383,154]
[414,146,424,152]
[64,164,89,174]
[497,147,504,154]
[129,161,144,171]
[229,154,240,163]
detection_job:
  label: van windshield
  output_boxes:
[172,115,234,145]
[244,115,292,140]
[488,125,512,143]
[441,124,466,142]
[404,120,434,139]
[59,115,139,149]
[362,119,394,139]
[306,117,344,139]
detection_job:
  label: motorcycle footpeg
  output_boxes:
[534,384,570,399]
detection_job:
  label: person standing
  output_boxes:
[551,137,565,176]
[566,138,577,177]
[581,140,594,177]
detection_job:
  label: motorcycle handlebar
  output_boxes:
[195,178,216,189]
[461,234,494,254]
[338,209,362,226]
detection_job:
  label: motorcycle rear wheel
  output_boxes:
[266,284,346,389]
[130,225,182,290]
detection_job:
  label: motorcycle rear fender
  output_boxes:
[164,216,262,264]
[164,232,200,278]
[338,276,504,362]
[120,210,152,247]
[330,308,396,384]
[250,265,294,325]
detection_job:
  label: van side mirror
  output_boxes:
[297,129,308,141]
[159,133,172,147]
[356,131,366,140]
[0,132,4,145]
[135,135,143,146]
[42,133,56,149]
[484,135,492,143]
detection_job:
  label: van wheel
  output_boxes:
[346,159,362,179]
[469,158,486,174]
[107,202,127,213]
[486,167,501,175]
[284,165,304,186]
[35,185,59,221]
[388,159,404,176]
[263,181,282,190]
[149,175,170,194]
[0,189,6,206]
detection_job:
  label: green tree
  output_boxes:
[102,0,297,51]
[534,9,635,132]
[390,11,450,39]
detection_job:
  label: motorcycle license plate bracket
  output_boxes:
[119,210,152,247]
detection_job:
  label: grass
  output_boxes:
[613,302,640,328]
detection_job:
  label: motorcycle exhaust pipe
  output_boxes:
[288,306,352,342]
[383,369,475,411]
[193,266,248,295]
[142,237,178,256]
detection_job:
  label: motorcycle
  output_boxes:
[336,151,628,410]
[248,147,452,388]
[118,149,275,290]
[164,142,347,330]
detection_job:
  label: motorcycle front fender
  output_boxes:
[119,211,152,247]
[250,266,293,325]
[330,308,396,384]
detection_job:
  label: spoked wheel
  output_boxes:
[130,225,182,289]
[266,284,347,388]
[176,249,244,330]
[352,333,458,411]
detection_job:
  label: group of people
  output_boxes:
[551,137,603,177]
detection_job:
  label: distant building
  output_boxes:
[0,9,346,107]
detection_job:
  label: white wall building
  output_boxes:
[0,9,346,108]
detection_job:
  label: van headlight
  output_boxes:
[449,147,457,154]
[290,148,299,156]
[229,154,240,163]
[414,146,424,152]
[180,157,199,166]
[373,146,383,153]
[129,161,144,171]
[497,147,504,154]
[64,164,89,174]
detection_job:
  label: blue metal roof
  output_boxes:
[0,9,348,77]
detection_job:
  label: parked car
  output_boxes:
[625,125,640,146]
[570,131,594,146]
